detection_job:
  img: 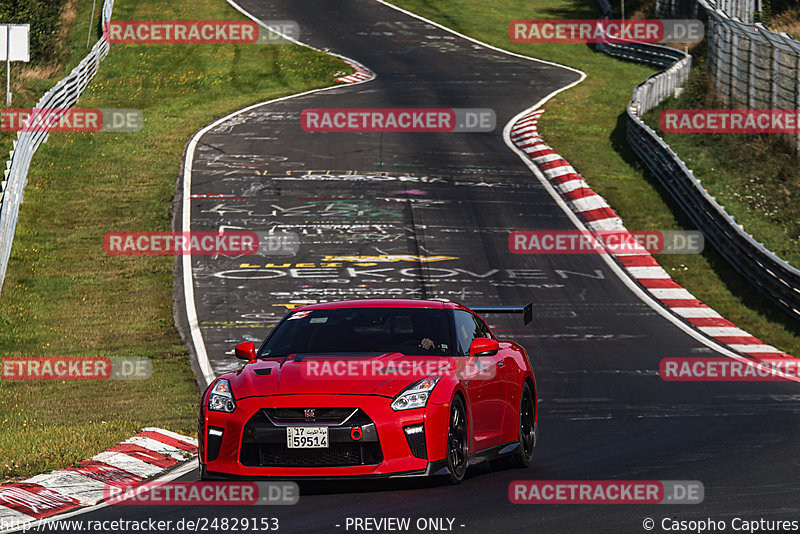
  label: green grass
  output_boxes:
[0,0,350,482]
[388,0,800,353]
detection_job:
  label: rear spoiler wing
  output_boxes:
[470,303,533,325]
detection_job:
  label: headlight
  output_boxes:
[391,376,441,411]
[208,379,236,413]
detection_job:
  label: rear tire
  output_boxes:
[491,382,535,470]
[444,395,469,484]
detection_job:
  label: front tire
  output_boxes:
[444,395,469,484]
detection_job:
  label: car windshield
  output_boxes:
[258,307,454,357]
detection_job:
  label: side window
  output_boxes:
[473,315,494,340]
[454,310,480,356]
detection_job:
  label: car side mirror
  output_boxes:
[234,341,256,361]
[469,337,499,358]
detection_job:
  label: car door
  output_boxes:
[453,310,506,449]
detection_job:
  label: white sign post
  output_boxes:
[0,24,31,105]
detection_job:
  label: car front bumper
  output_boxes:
[199,394,452,478]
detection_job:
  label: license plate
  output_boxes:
[286,426,328,449]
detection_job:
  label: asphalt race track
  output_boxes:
[57,1,800,532]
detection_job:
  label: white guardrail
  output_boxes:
[0,0,114,296]
[656,0,800,150]
[656,0,760,23]
[595,0,800,321]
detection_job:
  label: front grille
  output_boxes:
[264,407,357,425]
[242,442,382,467]
[240,408,383,468]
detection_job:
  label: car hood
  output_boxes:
[227,353,454,399]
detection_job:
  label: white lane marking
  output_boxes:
[672,307,723,318]
[615,254,650,259]
[697,326,752,338]
[556,179,590,194]
[543,165,576,179]
[615,253,651,258]
[569,195,609,212]
[532,153,563,164]
[649,288,697,300]
[585,217,624,231]
[522,143,550,152]
[523,147,550,157]
[521,142,547,151]
[730,344,782,353]
[624,266,672,279]
[516,119,540,128]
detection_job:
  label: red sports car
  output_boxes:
[198,299,537,483]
